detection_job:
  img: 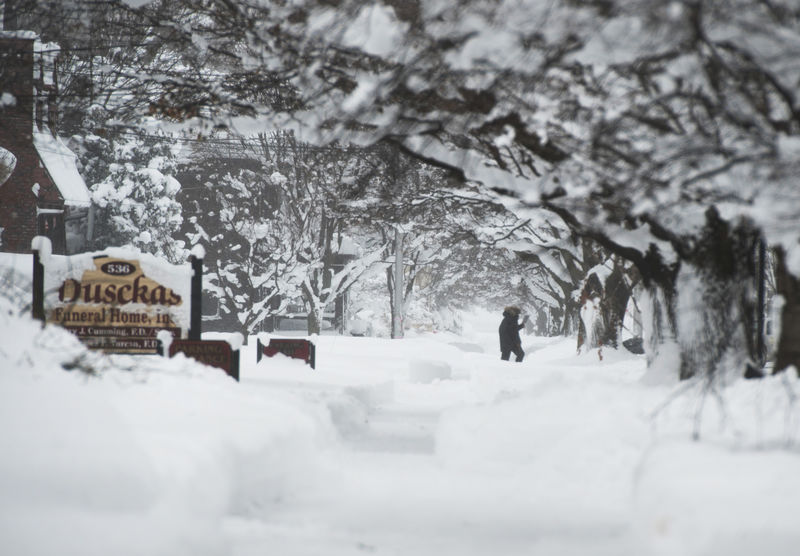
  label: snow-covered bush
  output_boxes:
[91,140,185,261]
[73,115,186,262]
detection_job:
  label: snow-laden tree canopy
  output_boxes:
[109,0,799,265]
[31,0,800,376]
[100,2,798,283]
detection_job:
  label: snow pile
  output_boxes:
[409,359,452,384]
[2,293,799,555]
[433,331,800,555]
[435,356,648,518]
[0,253,33,310]
[635,441,800,556]
[0,305,336,556]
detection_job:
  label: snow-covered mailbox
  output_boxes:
[31,237,202,354]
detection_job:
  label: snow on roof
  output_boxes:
[33,40,59,54]
[32,130,91,206]
[30,235,52,258]
[0,30,38,40]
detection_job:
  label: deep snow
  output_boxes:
[1,280,799,555]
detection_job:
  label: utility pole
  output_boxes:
[392,228,404,339]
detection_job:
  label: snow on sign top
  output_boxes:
[190,244,206,260]
[32,130,91,206]
[31,235,52,258]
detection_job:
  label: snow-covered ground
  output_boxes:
[2,278,799,555]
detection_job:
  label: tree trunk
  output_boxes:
[577,273,603,352]
[774,248,800,375]
[560,296,581,337]
[577,262,631,352]
[306,307,322,336]
[334,292,346,334]
[599,263,630,348]
[642,283,679,373]
[301,281,322,336]
[544,204,763,382]
[673,209,761,381]
[239,324,251,345]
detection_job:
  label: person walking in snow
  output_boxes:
[499,306,528,362]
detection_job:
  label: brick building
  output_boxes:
[0,31,91,255]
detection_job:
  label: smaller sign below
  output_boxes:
[257,338,316,369]
[167,339,240,381]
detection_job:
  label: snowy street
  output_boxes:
[3,2,800,555]
[225,330,639,556]
[222,312,798,556]
[2,299,800,556]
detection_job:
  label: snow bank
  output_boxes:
[0,305,335,556]
[435,335,800,552]
[247,336,398,439]
[634,442,800,556]
[3,289,799,555]
[409,359,452,383]
[435,361,649,518]
[448,341,484,353]
[0,252,33,310]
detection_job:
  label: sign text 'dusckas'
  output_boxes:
[46,254,191,353]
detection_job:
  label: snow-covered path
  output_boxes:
[4,303,800,556]
[224,326,643,556]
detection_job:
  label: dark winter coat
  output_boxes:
[499,309,524,351]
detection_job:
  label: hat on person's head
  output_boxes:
[504,305,521,316]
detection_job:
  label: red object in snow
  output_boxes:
[257,338,315,369]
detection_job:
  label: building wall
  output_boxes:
[0,35,66,253]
